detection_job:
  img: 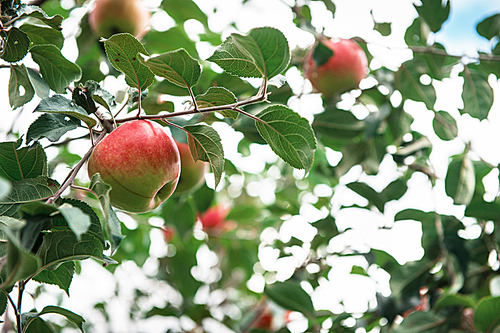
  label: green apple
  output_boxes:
[88,0,151,40]
[173,141,209,195]
[87,120,180,213]
[304,38,368,97]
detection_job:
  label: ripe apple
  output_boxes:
[173,141,209,195]
[198,205,231,231]
[161,225,175,243]
[304,38,368,97]
[88,0,151,40]
[87,120,180,213]
[250,308,274,331]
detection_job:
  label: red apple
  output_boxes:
[304,38,368,97]
[173,141,209,195]
[87,120,180,213]
[250,308,274,331]
[198,205,229,230]
[161,225,175,243]
[88,0,151,40]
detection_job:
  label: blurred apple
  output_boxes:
[304,38,368,97]
[198,205,229,230]
[88,120,180,213]
[173,141,209,195]
[197,205,238,235]
[161,225,175,243]
[89,0,151,40]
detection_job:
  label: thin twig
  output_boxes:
[16,281,25,332]
[188,87,199,112]
[116,82,269,123]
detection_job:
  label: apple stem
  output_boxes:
[46,130,108,205]
[136,88,143,117]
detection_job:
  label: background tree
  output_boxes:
[1,0,500,332]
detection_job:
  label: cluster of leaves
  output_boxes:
[2,0,500,332]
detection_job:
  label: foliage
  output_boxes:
[1,0,500,332]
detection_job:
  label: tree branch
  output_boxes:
[45,130,108,205]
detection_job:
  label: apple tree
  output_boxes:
[1,0,500,332]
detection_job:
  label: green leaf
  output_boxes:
[0,176,58,218]
[8,64,35,110]
[146,305,181,318]
[374,22,392,36]
[346,181,386,212]
[30,44,82,94]
[207,27,290,79]
[393,311,446,332]
[196,86,238,119]
[57,203,91,241]
[162,0,209,29]
[414,0,450,33]
[21,312,55,333]
[27,67,50,99]
[103,33,155,91]
[435,293,476,310]
[72,86,97,115]
[140,48,201,88]
[161,196,196,239]
[255,105,317,173]
[142,26,200,59]
[19,23,64,49]
[264,280,315,317]
[405,18,429,47]
[312,0,336,16]
[312,107,367,145]
[465,200,500,221]
[184,124,225,188]
[27,113,81,144]
[433,111,458,141]
[476,13,500,40]
[0,27,31,63]
[312,41,333,67]
[445,155,475,205]
[351,265,369,276]
[474,296,500,333]
[0,227,41,289]
[17,5,64,30]
[89,174,124,253]
[420,43,457,80]
[0,139,47,182]
[34,95,97,128]
[33,261,74,296]
[83,80,117,112]
[39,305,85,332]
[35,199,107,268]
[460,65,493,120]
[395,58,436,110]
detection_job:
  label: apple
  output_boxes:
[87,120,180,213]
[88,0,151,40]
[161,225,175,243]
[304,38,368,97]
[250,308,274,331]
[173,141,209,195]
[198,205,229,230]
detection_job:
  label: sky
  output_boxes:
[436,0,500,55]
